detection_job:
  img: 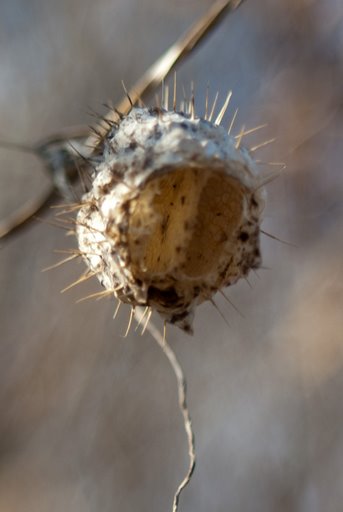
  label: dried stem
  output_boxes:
[135,311,196,512]
[87,0,247,149]
[0,181,55,238]
[0,0,247,239]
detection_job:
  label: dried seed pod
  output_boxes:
[76,106,265,334]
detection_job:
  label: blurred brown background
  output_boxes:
[0,1,343,510]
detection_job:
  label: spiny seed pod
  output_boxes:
[76,101,265,334]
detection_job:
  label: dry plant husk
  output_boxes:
[77,107,265,333]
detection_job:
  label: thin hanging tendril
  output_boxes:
[135,311,196,512]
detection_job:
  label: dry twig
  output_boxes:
[136,311,196,512]
[0,0,247,239]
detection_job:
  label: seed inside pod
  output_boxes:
[76,107,265,333]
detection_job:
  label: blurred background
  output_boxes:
[0,0,343,510]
